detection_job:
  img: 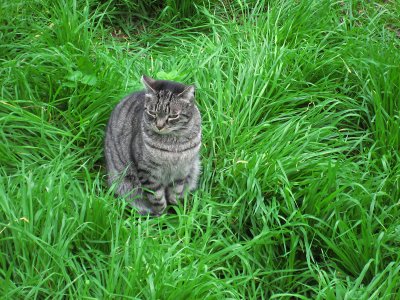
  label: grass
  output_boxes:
[1,0,400,298]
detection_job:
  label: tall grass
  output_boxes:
[1,0,399,298]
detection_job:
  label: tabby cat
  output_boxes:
[104,75,201,215]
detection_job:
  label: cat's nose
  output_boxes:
[156,120,165,130]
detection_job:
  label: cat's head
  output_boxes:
[141,75,196,135]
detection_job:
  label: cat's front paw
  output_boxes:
[150,202,167,216]
[166,193,178,205]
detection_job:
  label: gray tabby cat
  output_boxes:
[104,75,201,216]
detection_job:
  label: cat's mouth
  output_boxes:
[152,126,172,135]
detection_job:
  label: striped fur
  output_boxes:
[104,76,201,215]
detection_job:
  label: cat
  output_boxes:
[104,75,201,216]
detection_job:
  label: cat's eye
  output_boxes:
[146,110,156,117]
[168,114,179,120]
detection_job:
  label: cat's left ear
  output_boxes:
[178,85,195,102]
[141,75,157,94]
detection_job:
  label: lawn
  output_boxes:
[1,0,400,299]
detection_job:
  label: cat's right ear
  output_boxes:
[141,75,157,94]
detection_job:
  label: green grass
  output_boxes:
[1,0,400,298]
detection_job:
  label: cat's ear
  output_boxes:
[141,75,157,94]
[178,85,195,102]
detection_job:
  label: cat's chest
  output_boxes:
[143,144,199,178]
